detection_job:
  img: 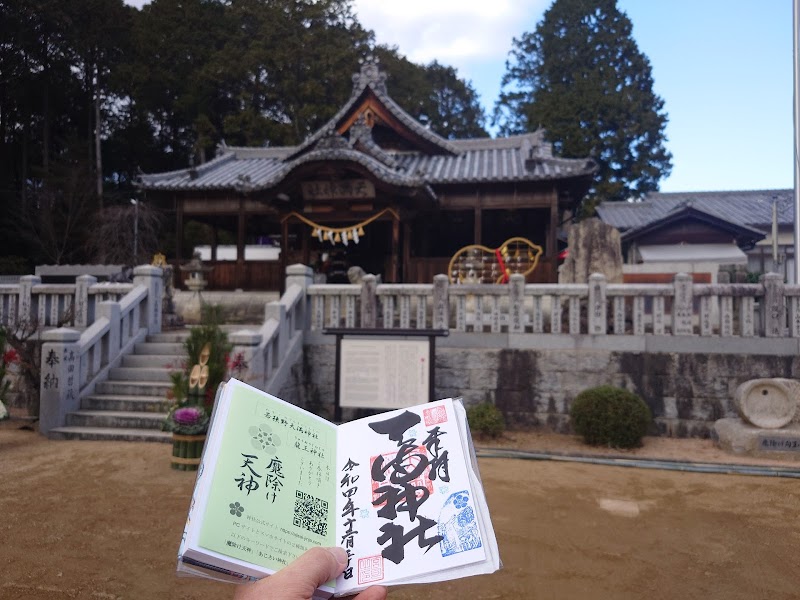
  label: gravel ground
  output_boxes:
[2,419,799,600]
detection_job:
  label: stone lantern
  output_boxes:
[180,252,212,323]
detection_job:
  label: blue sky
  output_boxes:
[126,0,794,194]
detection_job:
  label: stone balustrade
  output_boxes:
[305,271,794,339]
[0,275,136,330]
[228,264,310,397]
[38,266,162,434]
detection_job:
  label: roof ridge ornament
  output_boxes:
[316,128,351,150]
[352,55,387,95]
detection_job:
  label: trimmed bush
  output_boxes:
[569,385,651,449]
[467,402,505,438]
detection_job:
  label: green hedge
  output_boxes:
[467,402,505,438]
[569,385,651,449]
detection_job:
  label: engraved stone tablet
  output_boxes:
[734,378,798,429]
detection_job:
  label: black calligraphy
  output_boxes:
[265,457,285,503]
[235,454,262,495]
[368,410,450,565]
[339,458,360,579]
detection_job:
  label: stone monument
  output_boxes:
[559,218,623,284]
[179,252,212,324]
[715,378,800,461]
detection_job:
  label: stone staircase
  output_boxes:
[48,331,189,442]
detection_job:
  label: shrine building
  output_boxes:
[137,60,596,290]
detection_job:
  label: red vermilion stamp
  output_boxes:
[423,405,448,427]
[370,447,433,506]
[358,555,384,585]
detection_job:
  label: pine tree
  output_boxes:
[494,0,672,208]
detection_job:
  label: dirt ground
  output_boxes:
[2,419,799,600]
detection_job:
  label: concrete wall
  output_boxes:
[285,333,800,438]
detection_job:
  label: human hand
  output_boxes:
[233,546,388,600]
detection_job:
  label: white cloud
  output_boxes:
[353,0,547,70]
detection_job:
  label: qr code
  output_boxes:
[293,490,329,536]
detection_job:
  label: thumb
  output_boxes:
[268,546,347,597]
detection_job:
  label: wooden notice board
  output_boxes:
[323,328,449,421]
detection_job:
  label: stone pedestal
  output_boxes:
[180,254,212,325]
[182,288,204,324]
[715,418,800,461]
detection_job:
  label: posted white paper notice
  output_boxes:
[339,338,429,409]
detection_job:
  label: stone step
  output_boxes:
[146,332,191,344]
[95,380,173,397]
[48,426,172,443]
[66,410,167,429]
[120,354,184,369]
[109,366,174,382]
[134,341,186,355]
[82,394,172,413]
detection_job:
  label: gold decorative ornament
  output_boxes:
[448,237,544,284]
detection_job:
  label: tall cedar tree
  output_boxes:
[374,48,487,139]
[494,0,672,209]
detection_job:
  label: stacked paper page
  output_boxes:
[177,379,499,597]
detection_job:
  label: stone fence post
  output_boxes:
[588,273,607,334]
[509,274,525,333]
[762,272,785,337]
[97,301,121,358]
[74,274,96,328]
[19,275,40,324]
[360,274,377,328]
[432,274,449,330]
[133,265,163,335]
[672,273,694,335]
[266,301,287,358]
[229,329,263,388]
[39,327,81,436]
[285,264,313,332]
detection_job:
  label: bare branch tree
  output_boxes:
[85,202,163,265]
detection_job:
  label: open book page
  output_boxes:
[179,380,338,593]
[334,398,499,596]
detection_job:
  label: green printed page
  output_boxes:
[199,381,337,571]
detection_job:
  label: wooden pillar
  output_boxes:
[301,221,309,267]
[211,226,218,261]
[280,217,289,294]
[474,201,482,244]
[237,198,246,288]
[175,197,184,261]
[390,214,400,283]
[547,188,558,257]
[402,218,411,283]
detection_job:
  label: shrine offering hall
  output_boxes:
[138,60,596,290]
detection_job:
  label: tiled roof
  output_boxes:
[136,59,596,193]
[288,60,459,159]
[596,189,795,232]
[137,132,596,192]
[619,202,766,243]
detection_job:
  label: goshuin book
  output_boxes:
[177,378,500,598]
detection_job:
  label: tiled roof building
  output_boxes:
[138,59,596,289]
[597,190,795,282]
